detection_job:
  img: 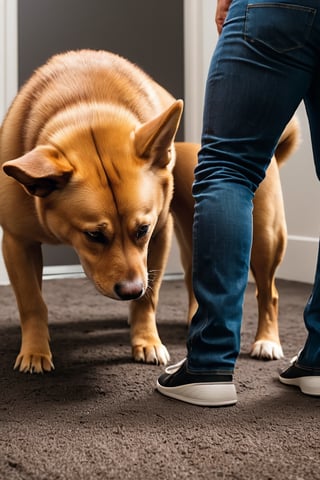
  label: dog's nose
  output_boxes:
[114,280,144,300]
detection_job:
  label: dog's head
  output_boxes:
[3,100,183,300]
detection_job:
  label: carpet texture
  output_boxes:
[0,277,319,480]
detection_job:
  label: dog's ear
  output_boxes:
[134,99,183,167]
[3,146,73,197]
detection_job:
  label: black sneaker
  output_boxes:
[279,355,320,396]
[156,358,237,406]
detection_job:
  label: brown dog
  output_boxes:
[0,49,299,373]
[172,117,299,360]
[0,49,183,372]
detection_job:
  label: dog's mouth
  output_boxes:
[80,263,147,300]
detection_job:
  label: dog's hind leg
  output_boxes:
[2,232,53,373]
[249,155,286,360]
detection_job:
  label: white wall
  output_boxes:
[183,0,218,143]
[277,105,320,283]
[0,0,17,284]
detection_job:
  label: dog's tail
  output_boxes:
[275,115,300,166]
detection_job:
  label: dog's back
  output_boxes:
[0,50,174,161]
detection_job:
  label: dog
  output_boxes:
[0,49,183,372]
[0,49,299,373]
[171,116,299,361]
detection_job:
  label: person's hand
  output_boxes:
[215,0,232,34]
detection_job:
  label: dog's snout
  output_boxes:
[114,280,144,300]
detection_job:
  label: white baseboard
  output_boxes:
[43,264,85,280]
[42,266,183,282]
[276,235,318,284]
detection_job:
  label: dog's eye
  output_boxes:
[136,224,149,240]
[84,230,107,244]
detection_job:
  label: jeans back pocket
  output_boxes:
[244,3,316,53]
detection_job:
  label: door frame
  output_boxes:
[0,0,17,284]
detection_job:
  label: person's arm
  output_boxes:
[215,0,232,34]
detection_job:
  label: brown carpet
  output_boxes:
[0,277,319,480]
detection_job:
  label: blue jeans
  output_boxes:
[187,0,320,373]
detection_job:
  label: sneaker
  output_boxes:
[279,355,320,396]
[156,358,237,407]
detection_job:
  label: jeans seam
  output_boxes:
[244,4,316,53]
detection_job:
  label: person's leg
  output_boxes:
[280,67,320,395]
[300,74,320,368]
[157,0,317,405]
[188,0,315,374]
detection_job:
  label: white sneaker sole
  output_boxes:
[156,381,237,407]
[279,375,320,396]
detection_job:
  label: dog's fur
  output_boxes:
[0,49,299,373]
[0,50,183,372]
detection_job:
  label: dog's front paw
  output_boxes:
[14,351,54,373]
[250,340,284,360]
[132,343,170,365]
